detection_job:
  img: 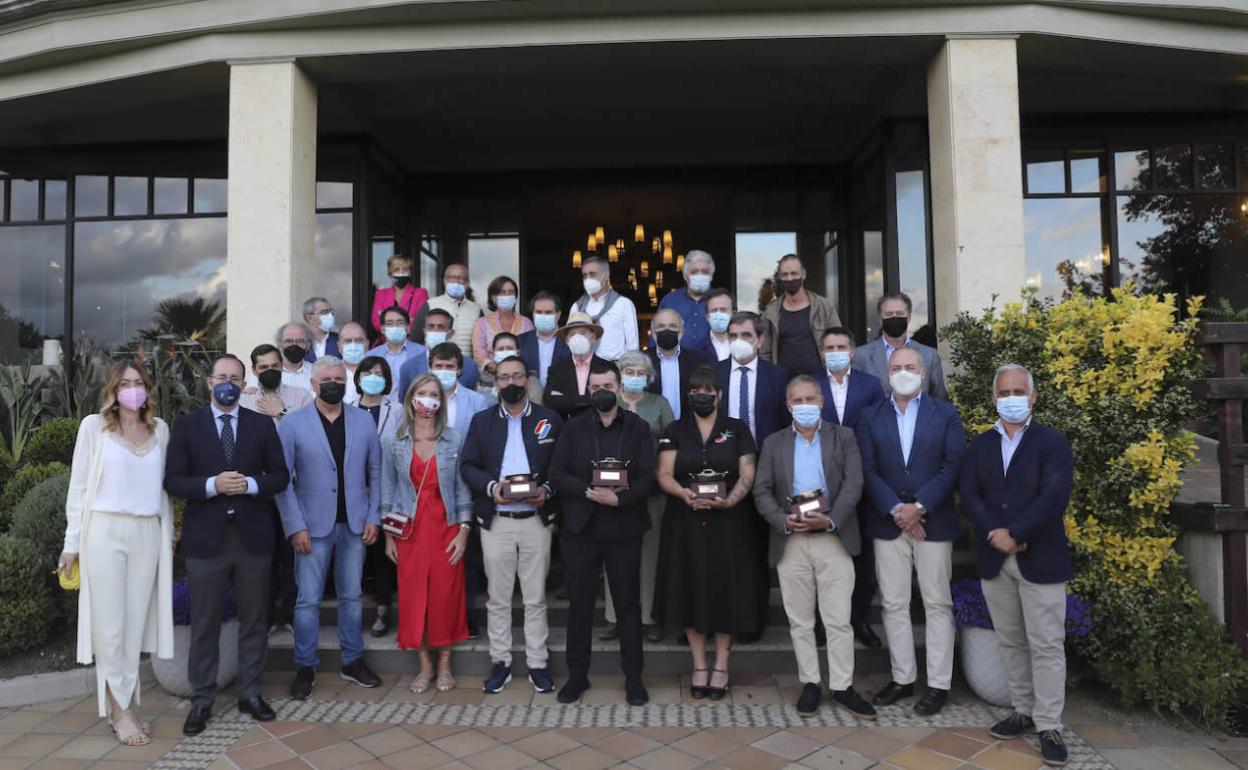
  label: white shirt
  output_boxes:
[204,403,260,498]
[994,418,1031,473]
[727,355,759,435]
[583,292,639,361]
[828,368,851,423]
[344,365,359,404]
[239,383,313,424]
[280,361,314,393]
[92,436,164,517]
[536,334,557,386]
[891,393,921,465]
[313,334,328,359]
[709,334,731,362]
[445,385,459,428]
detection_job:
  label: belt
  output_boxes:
[496,510,537,520]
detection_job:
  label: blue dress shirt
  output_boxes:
[658,347,682,420]
[659,289,710,351]
[791,427,827,497]
[892,392,922,465]
[496,402,533,512]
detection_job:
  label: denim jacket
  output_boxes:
[381,426,472,526]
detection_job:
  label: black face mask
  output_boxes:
[778,278,804,296]
[881,316,909,338]
[654,329,680,351]
[283,345,307,365]
[318,381,346,405]
[499,383,527,405]
[689,392,717,417]
[392,275,412,289]
[257,369,282,391]
[590,388,618,413]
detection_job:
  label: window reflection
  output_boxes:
[468,236,521,305]
[1115,149,1150,191]
[10,179,38,221]
[735,232,796,314]
[75,176,108,217]
[1197,143,1234,189]
[1023,198,1107,301]
[43,181,66,221]
[895,170,930,330]
[862,230,884,338]
[316,182,353,210]
[1069,150,1106,194]
[193,179,226,214]
[370,236,396,294]
[313,212,354,324]
[1025,150,1064,194]
[1154,145,1193,190]
[153,178,188,215]
[0,226,65,363]
[113,177,147,216]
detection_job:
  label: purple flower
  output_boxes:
[951,578,1094,638]
[171,577,238,626]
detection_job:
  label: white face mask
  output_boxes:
[889,369,923,397]
[729,338,756,364]
[495,295,517,312]
[317,312,335,332]
[567,333,592,357]
[582,277,603,297]
[424,330,448,348]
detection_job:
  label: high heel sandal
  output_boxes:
[435,653,455,692]
[690,668,710,700]
[409,670,433,694]
[707,668,730,701]
[109,715,151,747]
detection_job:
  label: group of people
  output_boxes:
[54,250,1075,767]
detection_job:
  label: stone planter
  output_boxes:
[151,619,239,698]
[958,625,1012,708]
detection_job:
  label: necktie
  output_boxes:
[738,367,751,434]
[219,414,235,468]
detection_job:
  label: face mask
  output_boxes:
[213,381,241,407]
[392,275,412,289]
[890,370,923,397]
[432,369,459,391]
[824,351,851,373]
[257,369,282,391]
[655,329,680,351]
[341,342,366,365]
[318,381,346,405]
[413,396,440,416]
[582,277,603,296]
[779,278,803,296]
[499,383,527,404]
[791,403,821,429]
[881,316,909,338]
[688,274,712,294]
[590,388,617,413]
[708,311,731,334]
[534,313,558,334]
[445,282,466,299]
[424,330,448,348]
[117,386,147,412]
[494,350,517,365]
[621,374,647,394]
[383,326,408,345]
[317,313,335,332]
[996,395,1032,424]
[729,338,756,364]
[495,295,517,312]
[283,345,307,365]
[566,333,592,357]
[689,392,718,418]
[360,374,387,396]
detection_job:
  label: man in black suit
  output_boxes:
[164,354,290,736]
[646,307,709,420]
[549,360,656,707]
[543,312,606,419]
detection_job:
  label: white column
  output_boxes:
[927,37,1026,325]
[225,59,317,357]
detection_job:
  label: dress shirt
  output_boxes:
[496,402,534,513]
[892,393,922,465]
[994,418,1031,473]
[727,355,759,430]
[657,347,682,420]
[791,426,827,496]
[280,361,314,392]
[883,335,908,362]
[658,288,710,350]
[204,403,260,497]
[709,334,731,362]
[368,340,422,379]
[573,355,592,395]
[536,334,557,386]
[313,334,328,359]
[344,366,359,404]
[828,368,850,423]
[445,385,459,429]
[239,383,313,423]
[583,292,639,361]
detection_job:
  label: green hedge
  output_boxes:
[10,475,70,583]
[0,462,68,534]
[0,535,54,657]
[23,418,79,467]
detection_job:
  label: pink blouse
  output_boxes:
[370,285,429,334]
[471,312,534,368]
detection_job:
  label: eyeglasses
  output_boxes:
[209,374,245,384]
[280,339,308,347]
[495,372,527,384]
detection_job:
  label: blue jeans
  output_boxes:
[293,523,365,669]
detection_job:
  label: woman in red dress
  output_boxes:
[381,373,473,693]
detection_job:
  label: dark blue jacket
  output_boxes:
[396,352,479,403]
[518,330,570,384]
[819,369,886,430]
[306,332,339,363]
[715,357,791,446]
[960,421,1074,583]
[855,396,966,541]
[459,401,563,529]
[646,346,709,420]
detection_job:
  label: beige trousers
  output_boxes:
[604,496,663,625]
[777,533,857,689]
[875,534,954,690]
[480,514,552,668]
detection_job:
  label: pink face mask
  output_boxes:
[117,385,147,412]
[412,396,440,417]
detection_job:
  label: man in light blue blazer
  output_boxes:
[853,292,948,400]
[275,356,384,701]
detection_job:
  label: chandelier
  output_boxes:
[571,225,683,306]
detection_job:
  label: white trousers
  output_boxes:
[982,555,1067,731]
[875,534,954,689]
[777,533,856,689]
[604,496,663,625]
[480,514,552,668]
[83,511,161,717]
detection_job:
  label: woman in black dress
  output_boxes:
[655,364,760,700]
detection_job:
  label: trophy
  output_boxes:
[499,473,539,500]
[688,468,730,500]
[591,457,630,489]
[788,489,831,519]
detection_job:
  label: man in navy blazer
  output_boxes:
[855,346,965,717]
[460,356,564,695]
[302,296,340,363]
[397,310,480,401]
[275,356,383,701]
[716,311,790,445]
[645,308,709,420]
[519,291,571,388]
[164,354,289,734]
[959,364,1073,766]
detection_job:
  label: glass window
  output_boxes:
[823,231,840,307]
[895,170,930,331]
[370,236,396,295]
[1115,149,1151,191]
[193,178,227,213]
[862,230,884,338]
[75,176,108,217]
[0,225,65,363]
[113,176,148,216]
[1154,144,1192,190]
[153,178,188,215]
[316,182,353,210]
[1069,150,1106,194]
[0,179,6,222]
[10,179,38,221]
[312,212,354,324]
[734,232,796,314]
[422,253,439,297]
[1196,143,1235,189]
[1023,198,1107,301]
[43,180,66,221]
[468,236,521,306]
[1025,149,1065,194]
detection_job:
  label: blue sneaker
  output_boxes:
[483,662,512,694]
[528,668,556,693]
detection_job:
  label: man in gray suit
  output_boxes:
[275,356,384,700]
[753,374,876,721]
[853,292,948,399]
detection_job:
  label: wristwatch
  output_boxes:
[915,502,927,517]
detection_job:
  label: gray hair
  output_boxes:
[993,363,1035,394]
[616,350,655,384]
[276,322,313,345]
[312,355,346,379]
[653,307,684,332]
[302,296,329,317]
[786,373,823,400]
[684,250,715,274]
[728,310,764,337]
[583,256,611,276]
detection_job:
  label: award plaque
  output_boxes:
[500,473,539,500]
[591,457,630,489]
[688,469,729,500]
[789,489,831,519]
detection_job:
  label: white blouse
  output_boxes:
[89,436,164,517]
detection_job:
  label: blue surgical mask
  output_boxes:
[424,330,448,348]
[212,381,241,407]
[534,313,558,334]
[360,374,386,396]
[791,403,821,429]
[432,369,458,391]
[494,350,517,364]
[824,351,851,373]
[996,395,1032,424]
[621,374,647,394]
[688,274,712,294]
[317,312,335,332]
[446,282,466,299]
[383,326,407,345]
[495,295,517,312]
[341,342,366,366]
[708,311,731,334]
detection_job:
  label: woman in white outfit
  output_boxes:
[57,361,174,747]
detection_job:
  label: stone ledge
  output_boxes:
[0,659,152,708]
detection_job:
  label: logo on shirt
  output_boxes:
[714,430,734,444]
[534,419,552,441]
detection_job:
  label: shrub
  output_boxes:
[10,475,70,570]
[0,461,68,533]
[0,535,54,657]
[23,418,79,467]
[171,577,236,626]
[951,578,1093,637]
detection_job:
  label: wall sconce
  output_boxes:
[662,229,673,247]
[608,244,619,262]
[651,237,661,254]
[676,253,685,271]
[595,226,606,245]
[663,245,673,264]
[587,233,597,251]
[647,284,658,305]
[640,260,649,277]
[635,224,645,242]
[572,249,582,268]
[655,271,664,288]
[616,238,625,253]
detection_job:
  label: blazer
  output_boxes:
[819,369,886,430]
[853,336,949,401]
[164,404,290,558]
[274,403,383,538]
[645,346,709,419]
[460,401,563,528]
[753,422,864,565]
[760,289,841,366]
[347,397,402,441]
[371,284,430,334]
[855,395,966,542]
[543,354,607,419]
[448,384,494,440]
[306,331,339,363]
[380,427,473,526]
[549,408,657,540]
[396,353,480,403]
[715,357,790,445]
[960,422,1074,583]
[518,330,571,383]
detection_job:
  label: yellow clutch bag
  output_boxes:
[58,562,80,591]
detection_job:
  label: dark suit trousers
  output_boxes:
[563,532,643,679]
[269,510,296,625]
[187,523,271,706]
[850,503,877,624]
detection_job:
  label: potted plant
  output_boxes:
[150,577,240,698]
[952,578,1093,707]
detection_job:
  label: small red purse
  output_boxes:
[381,452,432,541]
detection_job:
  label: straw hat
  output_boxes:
[556,312,604,339]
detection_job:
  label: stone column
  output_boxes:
[927,37,1026,326]
[225,59,317,357]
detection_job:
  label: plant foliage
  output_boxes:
[23,418,79,467]
[0,461,68,534]
[0,535,54,657]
